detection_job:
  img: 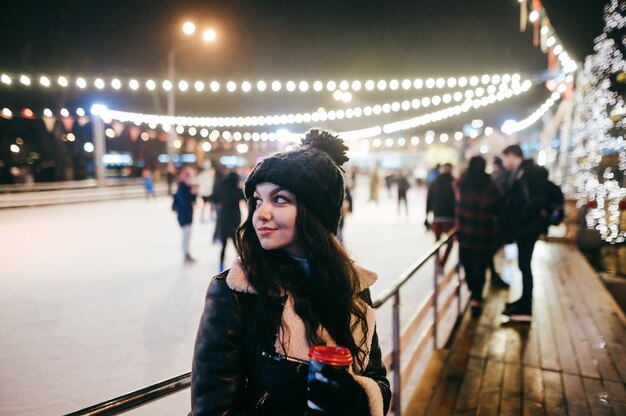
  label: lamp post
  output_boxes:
[166,21,216,165]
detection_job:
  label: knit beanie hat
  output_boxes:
[244,129,349,234]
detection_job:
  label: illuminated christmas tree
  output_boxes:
[569,0,626,244]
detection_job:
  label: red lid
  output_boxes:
[308,345,353,367]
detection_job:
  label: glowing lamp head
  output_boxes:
[203,28,216,42]
[182,21,196,35]
[90,104,108,116]
[501,119,517,135]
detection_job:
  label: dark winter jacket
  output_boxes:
[455,174,501,250]
[426,172,456,220]
[173,182,196,226]
[397,176,411,196]
[212,173,245,240]
[191,263,391,416]
[491,167,510,194]
[501,160,548,241]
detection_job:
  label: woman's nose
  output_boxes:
[256,201,271,220]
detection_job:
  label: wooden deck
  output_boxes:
[406,241,626,416]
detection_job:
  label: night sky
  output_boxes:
[0,0,608,131]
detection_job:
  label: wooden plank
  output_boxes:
[522,322,541,370]
[540,265,580,376]
[486,327,508,362]
[400,293,434,352]
[401,324,434,391]
[582,377,612,416]
[469,323,492,360]
[500,362,522,416]
[523,366,545,416]
[561,373,590,416]
[605,380,626,416]
[439,286,459,325]
[405,349,449,416]
[533,272,561,372]
[557,263,622,382]
[542,370,566,416]
[439,267,458,294]
[606,341,626,384]
[422,310,479,415]
[568,307,621,383]
[469,287,507,359]
[454,356,486,414]
[476,360,505,416]
[550,265,601,379]
[425,351,473,416]
[554,247,624,382]
[504,325,527,365]
[561,247,626,326]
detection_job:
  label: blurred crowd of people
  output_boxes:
[167,161,248,271]
[149,142,562,325]
[424,145,563,323]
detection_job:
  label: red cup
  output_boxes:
[307,346,353,412]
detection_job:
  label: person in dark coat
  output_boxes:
[337,186,353,244]
[211,165,226,243]
[491,156,510,194]
[172,166,197,263]
[211,171,246,272]
[485,156,511,285]
[425,163,441,187]
[396,170,411,217]
[426,163,456,267]
[455,156,502,317]
[191,130,390,416]
[166,163,177,195]
[500,145,548,322]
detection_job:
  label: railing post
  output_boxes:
[392,291,401,416]
[433,251,439,350]
[456,260,462,317]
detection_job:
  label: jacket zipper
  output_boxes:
[261,351,308,372]
[255,391,270,409]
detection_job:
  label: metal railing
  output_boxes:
[66,230,465,416]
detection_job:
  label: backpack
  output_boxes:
[546,180,565,226]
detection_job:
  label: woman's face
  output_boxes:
[252,182,303,256]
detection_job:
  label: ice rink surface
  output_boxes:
[0,180,451,415]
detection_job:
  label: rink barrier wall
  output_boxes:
[64,230,465,416]
[0,179,170,209]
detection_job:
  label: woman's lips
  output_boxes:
[257,227,277,236]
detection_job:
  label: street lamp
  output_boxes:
[167,21,216,165]
[182,21,196,35]
[203,29,217,42]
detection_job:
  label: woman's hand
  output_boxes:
[306,367,368,415]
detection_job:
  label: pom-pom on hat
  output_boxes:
[244,129,348,234]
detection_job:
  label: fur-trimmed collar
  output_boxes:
[225,261,378,294]
[224,260,378,371]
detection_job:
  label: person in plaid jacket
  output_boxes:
[455,156,502,317]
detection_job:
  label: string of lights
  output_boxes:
[0,81,533,145]
[0,71,524,95]
[87,83,527,128]
[97,85,527,140]
[518,0,578,75]
[500,90,562,135]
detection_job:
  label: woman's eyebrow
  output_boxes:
[269,187,288,197]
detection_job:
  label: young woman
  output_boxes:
[455,156,501,317]
[172,165,197,263]
[191,130,391,415]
